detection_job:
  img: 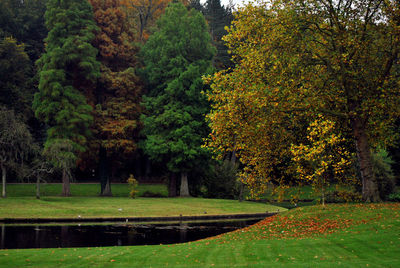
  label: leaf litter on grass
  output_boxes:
[198,203,400,244]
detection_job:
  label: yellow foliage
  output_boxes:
[127,174,139,198]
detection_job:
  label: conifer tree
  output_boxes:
[33,0,100,196]
[203,0,233,69]
[140,2,215,196]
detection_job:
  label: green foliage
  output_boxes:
[202,160,240,199]
[127,174,139,198]
[34,0,100,154]
[190,0,233,69]
[0,107,38,196]
[42,139,76,174]
[140,2,216,175]
[388,190,400,202]
[325,190,363,203]
[0,37,33,118]
[0,0,47,61]
[203,0,233,69]
[0,0,47,142]
[0,107,38,169]
[372,148,396,200]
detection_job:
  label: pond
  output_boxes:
[0,218,261,249]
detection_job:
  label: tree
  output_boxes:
[0,0,47,62]
[0,0,47,143]
[0,37,32,118]
[190,0,234,69]
[140,2,215,196]
[203,0,233,69]
[30,157,53,199]
[291,116,355,205]
[206,0,400,202]
[87,0,142,196]
[0,107,37,198]
[33,0,100,196]
[122,0,172,42]
[43,139,76,196]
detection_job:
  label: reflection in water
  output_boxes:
[1,225,4,249]
[179,223,188,242]
[0,218,261,249]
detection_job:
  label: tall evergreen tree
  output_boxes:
[33,0,100,196]
[140,2,215,196]
[203,0,233,69]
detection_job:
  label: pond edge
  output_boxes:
[0,212,278,224]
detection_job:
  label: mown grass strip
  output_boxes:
[0,197,282,219]
[2,183,168,198]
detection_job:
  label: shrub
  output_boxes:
[326,190,362,203]
[127,174,139,198]
[202,160,240,199]
[388,191,400,202]
[141,191,165,197]
[372,148,396,200]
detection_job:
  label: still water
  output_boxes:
[0,218,261,249]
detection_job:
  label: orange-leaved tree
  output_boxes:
[121,0,172,42]
[86,0,142,195]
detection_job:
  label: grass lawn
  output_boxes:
[2,183,168,198]
[0,203,398,267]
[255,184,353,201]
[0,197,282,219]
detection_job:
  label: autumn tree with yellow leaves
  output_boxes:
[206,0,400,202]
[291,116,355,205]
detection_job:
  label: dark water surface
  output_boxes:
[0,218,261,249]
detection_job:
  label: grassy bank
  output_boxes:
[0,203,398,267]
[0,197,282,219]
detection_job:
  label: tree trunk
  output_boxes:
[179,172,190,197]
[36,176,40,199]
[230,145,244,202]
[145,157,151,179]
[353,117,381,202]
[239,183,244,202]
[99,147,112,196]
[61,168,70,197]
[168,173,177,197]
[102,180,112,196]
[1,164,6,198]
[230,150,236,166]
[1,224,4,249]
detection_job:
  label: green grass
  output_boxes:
[0,203,398,267]
[3,183,168,198]
[255,184,350,201]
[0,197,282,219]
